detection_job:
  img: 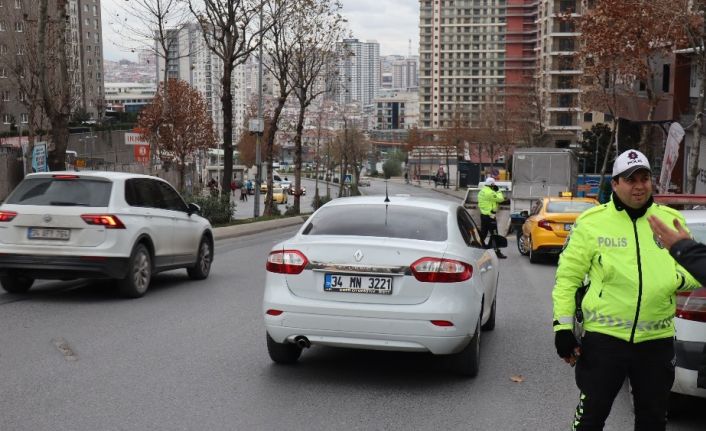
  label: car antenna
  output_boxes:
[384,180,390,203]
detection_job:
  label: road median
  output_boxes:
[214,216,307,241]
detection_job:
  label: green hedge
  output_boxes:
[187,195,235,225]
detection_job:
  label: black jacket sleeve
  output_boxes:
[670,239,706,286]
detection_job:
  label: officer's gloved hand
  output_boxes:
[490,184,499,191]
[555,329,579,359]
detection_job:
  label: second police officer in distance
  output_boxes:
[552,149,702,431]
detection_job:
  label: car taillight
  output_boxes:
[266,250,308,274]
[80,214,126,229]
[410,257,473,283]
[538,220,553,231]
[0,210,17,222]
[676,288,706,322]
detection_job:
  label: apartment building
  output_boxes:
[375,90,419,130]
[0,0,104,131]
[155,23,247,142]
[335,38,381,108]
[391,57,419,91]
[419,0,508,129]
[537,0,583,147]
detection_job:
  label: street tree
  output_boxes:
[579,0,688,155]
[111,0,193,160]
[137,80,218,192]
[187,0,272,198]
[37,0,71,170]
[260,0,296,215]
[288,0,347,213]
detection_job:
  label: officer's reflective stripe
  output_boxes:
[583,308,672,332]
[556,316,574,325]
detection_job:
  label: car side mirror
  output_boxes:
[520,211,529,218]
[187,203,201,216]
[490,235,508,249]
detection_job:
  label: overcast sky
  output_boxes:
[101,0,419,61]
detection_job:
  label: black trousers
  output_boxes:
[572,332,675,431]
[480,214,499,250]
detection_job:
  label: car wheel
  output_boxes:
[118,243,152,298]
[517,232,530,256]
[451,314,481,377]
[187,236,213,280]
[529,237,541,263]
[481,294,497,331]
[0,274,34,294]
[266,333,302,364]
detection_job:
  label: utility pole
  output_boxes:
[253,7,264,217]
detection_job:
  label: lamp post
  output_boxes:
[252,4,264,218]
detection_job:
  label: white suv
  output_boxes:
[0,172,214,298]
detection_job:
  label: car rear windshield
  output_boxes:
[5,177,112,206]
[546,201,596,213]
[303,204,448,241]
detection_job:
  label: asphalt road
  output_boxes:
[1,180,704,430]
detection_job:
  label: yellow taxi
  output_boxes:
[272,187,288,205]
[518,194,598,263]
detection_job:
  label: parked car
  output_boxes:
[666,207,706,401]
[517,195,598,263]
[0,172,214,298]
[358,177,372,187]
[263,196,507,376]
[272,187,288,205]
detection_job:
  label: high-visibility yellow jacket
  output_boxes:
[478,186,504,216]
[552,199,701,343]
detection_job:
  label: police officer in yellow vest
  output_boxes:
[552,149,701,431]
[478,177,506,259]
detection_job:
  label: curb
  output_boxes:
[214,216,307,241]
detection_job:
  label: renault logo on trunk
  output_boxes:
[354,249,364,262]
[43,215,52,223]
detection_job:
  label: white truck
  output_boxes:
[508,148,579,232]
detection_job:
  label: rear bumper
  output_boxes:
[265,312,472,355]
[0,253,129,279]
[675,339,706,371]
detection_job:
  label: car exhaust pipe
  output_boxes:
[294,336,311,349]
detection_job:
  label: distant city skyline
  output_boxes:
[101,0,419,62]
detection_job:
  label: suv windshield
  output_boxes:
[5,177,112,207]
[303,204,448,241]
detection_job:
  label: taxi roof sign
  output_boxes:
[559,191,573,197]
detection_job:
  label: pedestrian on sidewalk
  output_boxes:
[230,180,236,197]
[240,184,248,202]
[478,177,506,259]
[552,149,702,430]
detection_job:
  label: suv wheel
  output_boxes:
[118,244,152,298]
[0,274,34,294]
[266,333,302,364]
[187,237,213,280]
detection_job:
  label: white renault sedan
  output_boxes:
[263,196,506,376]
[0,172,214,298]
[672,209,706,400]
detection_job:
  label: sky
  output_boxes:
[101,0,420,61]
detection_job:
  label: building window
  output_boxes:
[583,112,593,122]
[20,113,27,123]
[0,68,6,78]
[2,114,11,124]
[18,91,25,102]
[0,45,7,55]
[15,21,22,32]
[662,64,671,93]
[0,21,5,32]
[2,91,9,101]
[14,0,21,9]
